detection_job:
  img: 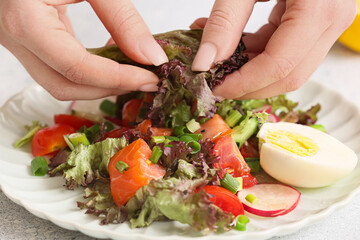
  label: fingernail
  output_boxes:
[191,42,217,71]
[139,83,158,92]
[140,37,168,66]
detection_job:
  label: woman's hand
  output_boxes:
[0,0,168,100]
[191,0,357,99]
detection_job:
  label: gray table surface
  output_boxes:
[1,1,360,239]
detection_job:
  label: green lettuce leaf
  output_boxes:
[51,138,123,189]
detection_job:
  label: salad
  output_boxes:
[14,30,357,234]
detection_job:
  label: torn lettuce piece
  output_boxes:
[77,176,127,225]
[91,30,248,127]
[125,164,233,233]
[297,103,321,125]
[216,99,237,119]
[240,95,321,126]
[51,138,123,189]
[14,121,47,148]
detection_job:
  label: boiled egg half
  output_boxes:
[257,122,358,188]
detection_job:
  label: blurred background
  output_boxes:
[0,0,359,239]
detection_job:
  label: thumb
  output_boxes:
[192,0,256,71]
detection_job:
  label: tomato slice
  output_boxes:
[122,99,143,125]
[32,124,75,157]
[54,114,94,130]
[213,135,258,188]
[198,185,244,216]
[196,114,231,142]
[108,139,165,206]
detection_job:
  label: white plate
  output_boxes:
[0,80,359,240]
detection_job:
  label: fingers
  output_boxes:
[2,37,127,100]
[189,18,208,29]
[192,0,257,71]
[242,23,277,54]
[88,0,168,66]
[213,1,330,99]
[105,38,116,46]
[43,0,84,5]
[237,27,340,99]
[4,1,159,92]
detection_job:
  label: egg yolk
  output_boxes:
[266,130,319,157]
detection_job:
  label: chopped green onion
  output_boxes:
[31,156,48,176]
[104,121,114,132]
[116,161,129,173]
[199,117,209,124]
[164,139,171,146]
[166,136,180,142]
[14,121,46,148]
[99,99,116,116]
[64,133,90,151]
[245,157,261,173]
[63,135,75,151]
[185,133,203,141]
[225,110,242,127]
[179,135,194,143]
[150,146,163,164]
[220,173,240,194]
[68,133,90,148]
[235,215,249,231]
[235,177,243,191]
[174,126,186,136]
[186,140,201,154]
[186,119,201,133]
[151,136,166,144]
[309,124,326,133]
[245,193,259,205]
[119,135,128,149]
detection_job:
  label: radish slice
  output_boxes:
[237,183,300,217]
[267,113,279,123]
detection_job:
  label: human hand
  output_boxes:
[191,0,357,99]
[0,0,168,100]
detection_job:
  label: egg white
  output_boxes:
[257,122,358,188]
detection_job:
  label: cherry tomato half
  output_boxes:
[54,114,94,131]
[122,99,143,125]
[32,124,75,157]
[198,185,244,216]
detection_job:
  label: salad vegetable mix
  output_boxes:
[15,30,324,233]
